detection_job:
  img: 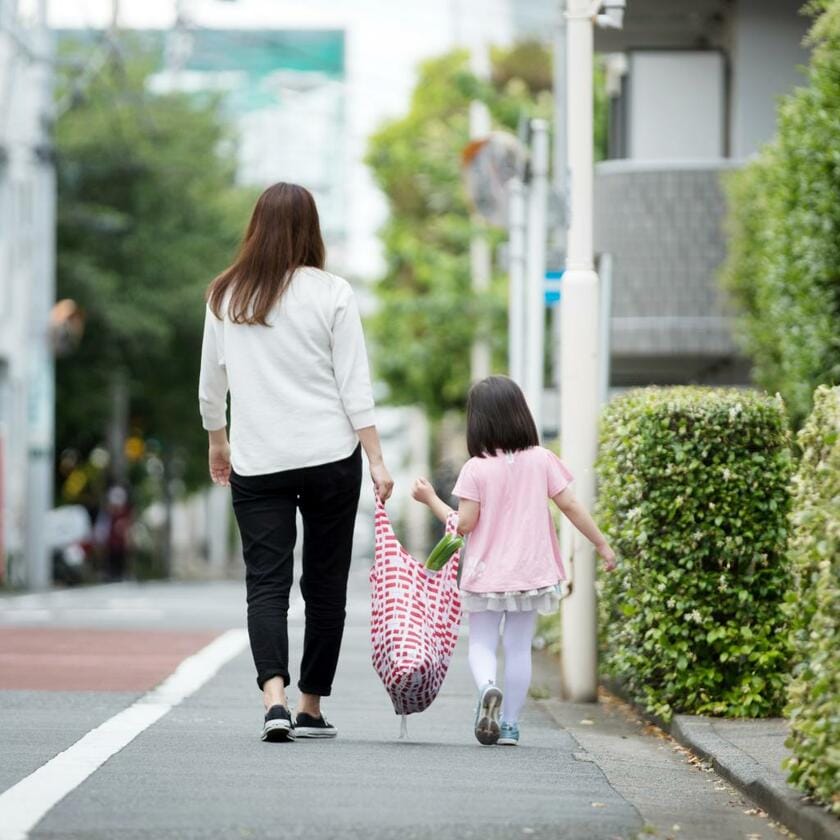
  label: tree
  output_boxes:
[365,43,607,420]
[721,1,840,426]
[55,36,254,491]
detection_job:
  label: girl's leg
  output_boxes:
[467,610,503,689]
[501,610,538,724]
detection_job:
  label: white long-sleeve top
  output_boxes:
[198,267,376,476]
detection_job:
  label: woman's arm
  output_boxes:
[199,308,231,486]
[357,425,394,501]
[552,487,616,570]
[410,478,479,535]
[198,307,229,432]
[208,428,231,487]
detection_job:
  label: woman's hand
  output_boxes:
[596,542,617,572]
[208,430,231,487]
[410,477,437,506]
[370,460,394,502]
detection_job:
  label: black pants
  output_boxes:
[230,445,362,695]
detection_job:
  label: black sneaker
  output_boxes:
[294,712,337,739]
[262,705,295,742]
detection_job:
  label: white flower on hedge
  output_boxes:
[693,530,704,542]
[722,467,732,481]
[667,598,676,609]
[728,402,743,422]
[718,574,728,592]
[627,506,642,521]
[687,609,703,624]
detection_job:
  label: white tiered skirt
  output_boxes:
[460,582,570,615]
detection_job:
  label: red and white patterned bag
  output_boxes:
[370,496,462,716]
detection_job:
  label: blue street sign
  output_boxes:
[545,270,564,307]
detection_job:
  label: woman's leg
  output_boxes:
[501,610,538,724]
[296,446,362,715]
[230,471,298,709]
[468,610,503,689]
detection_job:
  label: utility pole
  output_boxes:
[560,0,624,701]
[523,119,548,433]
[23,0,56,589]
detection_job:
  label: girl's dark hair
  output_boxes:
[207,182,325,325]
[466,375,539,458]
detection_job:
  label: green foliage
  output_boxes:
[366,44,607,417]
[720,2,840,426]
[597,387,793,721]
[55,36,254,486]
[784,386,840,812]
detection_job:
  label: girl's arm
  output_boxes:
[411,478,479,535]
[552,487,616,571]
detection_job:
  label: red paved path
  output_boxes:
[0,628,219,692]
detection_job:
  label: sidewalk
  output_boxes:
[0,573,801,839]
[669,716,839,840]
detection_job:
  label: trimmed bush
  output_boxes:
[597,387,793,721]
[784,386,840,813]
[720,1,840,427]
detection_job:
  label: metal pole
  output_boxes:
[507,178,526,385]
[524,119,548,434]
[553,0,568,199]
[469,45,492,383]
[551,0,568,393]
[560,0,600,701]
[598,252,613,406]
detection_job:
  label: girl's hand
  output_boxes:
[411,477,438,506]
[597,542,617,572]
[209,440,231,487]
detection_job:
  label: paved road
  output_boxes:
[0,568,788,840]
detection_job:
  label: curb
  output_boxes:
[602,681,839,840]
[672,716,839,840]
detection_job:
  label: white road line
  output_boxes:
[0,628,248,840]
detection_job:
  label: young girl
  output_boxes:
[411,375,615,747]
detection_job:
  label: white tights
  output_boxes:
[467,610,537,725]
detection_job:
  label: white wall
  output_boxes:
[628,51,724,161]
[730,0,810,158]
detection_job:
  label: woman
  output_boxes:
[198,182,393,743]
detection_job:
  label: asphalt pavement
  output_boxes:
[0,566,791,840]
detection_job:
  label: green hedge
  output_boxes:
[597,387,793,721]
[784,386,840,813]
[720,1,840,427]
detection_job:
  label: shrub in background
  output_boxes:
[784,386,840,813]
[597,387,792,721]
[720,1,840,427]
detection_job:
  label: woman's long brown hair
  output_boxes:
[207,182,325,325]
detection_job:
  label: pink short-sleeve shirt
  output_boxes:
[452,446,573,593]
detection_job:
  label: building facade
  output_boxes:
[593,0,811,385]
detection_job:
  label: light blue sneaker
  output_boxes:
[474,682,503,745]
[498,721,520,746]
